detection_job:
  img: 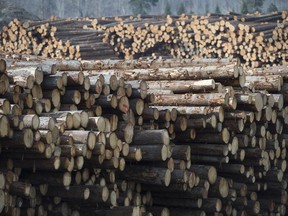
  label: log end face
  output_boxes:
[136,99,144,115]
[32,115,40,130]
[221,128,230,144]
[119,158,126,171]
[95,79,103,94]
[24,128,34,148]
[87,132,96,150]
[215,198,222,212]
[253,201,261,214]
[0,115,9,137]
[140,81,148,99]
[231,136,239,155]
[161,207,170,216]
[219,177,229,198]
[229,97,237,110]
[54,157,61,170]
[161,145,168,161]
[109,75,119,91]
[152,108,159,120]
[124,122,134,144]
[63,172,72,187]
[119,96,130,113]
[27,75,35,89]
[239,149,245,161]
[161,130,170,145]
[84,188,90,200]
[73,90,82,105]
[210,114,217,129]
[189,129,196,140]
[135,148,142,162]
[51,89,61,108]
[164,169,171,187]
[2,99,10,114]
[110,190,117,206]
[208,166,217,185]
[255,93,264,112]
[102,186,109,202]
[82,76,90,91]
[217,106,224,123]
[97,116,106,132]
[277,94,284,110]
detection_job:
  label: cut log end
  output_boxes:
[208,166,217,185]
[222,128,230,144]
[219,177,229,198]
[164,169,171,187]
[102,186,109,202]
[118,96,130,113]
[24,128,34,148]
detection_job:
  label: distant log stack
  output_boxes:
[0,54,288,215]
[0,11,287,66]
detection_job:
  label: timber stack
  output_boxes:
[0,11,287,66]
[0,53,287,216]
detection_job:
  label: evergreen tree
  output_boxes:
[177,3,186,15]
[253,0,264,11]
[205,3,209,15]
[241,0,249,14]
[267,3,278,12]
[164,1,172,15]
[215,4,221,14]
[129,0,159,15]
[241,0,264,13]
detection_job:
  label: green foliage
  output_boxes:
[205,3,209,15]
[164,1,172,15]
[215,4,221,14]
[241,0,264,13]
[267,3,278,12]
[177,2,186,15]
[253,0,264,8]
[129,0,159,15]
[241,0,249,14]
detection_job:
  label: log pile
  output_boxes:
[0,17,118,60]
[103,11,288,67]
[0,54,288,215]
[0,11,287,66]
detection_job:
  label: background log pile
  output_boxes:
[0,54,288,215]
[0,11,287,66]
[103,11,288,67]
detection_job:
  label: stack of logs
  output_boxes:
[104,11,288,67]
[0,11,287,66]
[0,53,288,216]
[0,17,105,60]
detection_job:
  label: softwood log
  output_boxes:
[132,129,170,145]
[62,130,96,150]
[45,185,90,200]
[153,93,229,107]
[146,79,216,93]
[118,165,171,187]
